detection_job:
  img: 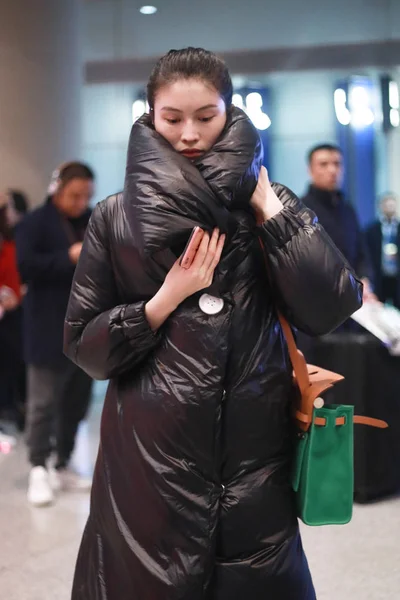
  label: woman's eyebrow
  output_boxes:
[160,107,182,112]
[195,104,218,111]
[160,104,218,112]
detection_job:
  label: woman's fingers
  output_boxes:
[191,230,211,269]
[207,233,225,275]
[201,228,220,272]
[189,227,225,287]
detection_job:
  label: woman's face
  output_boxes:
[54,178,94,219]
[153,78,227,159]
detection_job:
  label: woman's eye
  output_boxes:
[166,118,180,124]
[199,116,214,123]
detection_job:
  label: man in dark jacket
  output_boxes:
[301,144,374,302]
[364,194,400,307]
[16,162,95,507]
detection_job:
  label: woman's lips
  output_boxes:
[180,150,204,158]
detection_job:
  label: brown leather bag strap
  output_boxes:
[353,415,388,428]
[258,239,389,432]
[277,312,311,394]
[314,415,389,428]
[258,238,310,393]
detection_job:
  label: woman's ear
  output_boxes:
[149,108,155,124]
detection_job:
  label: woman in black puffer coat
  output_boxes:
[64,48,362,600]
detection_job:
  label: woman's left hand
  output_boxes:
[361,277,380,304]
[250,166,284,224]
[0,286,19,312]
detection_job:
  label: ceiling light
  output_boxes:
[348,85,375,128]
[232,94,244,109]
[139,5,157,15]
[334,89,351,126]
[389,81,399,109]
[390,108,400,127]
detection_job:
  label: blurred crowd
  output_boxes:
[0,144,399,506]
[0,163,95,505]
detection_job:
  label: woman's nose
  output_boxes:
[181,122,200,144]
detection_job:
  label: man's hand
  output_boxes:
[0,286,19,312]
[362,277,379,304]
[68,242,83,265]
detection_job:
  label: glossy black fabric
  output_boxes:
[64,108,362,599]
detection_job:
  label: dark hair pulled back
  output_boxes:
[58,162,95,187]
[147,47,233,110]
[0,207,11,240]
[308,144,342,164]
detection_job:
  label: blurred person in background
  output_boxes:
[6,189,29,230]
[0,193,23,445]
[16,162,95,507]
[364,194,400,307]
[302,144,375,303]
[7,190,29,430]
[0,191,27,432]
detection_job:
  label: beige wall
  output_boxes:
[0,0,82,206]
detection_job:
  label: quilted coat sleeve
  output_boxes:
[64,201,162,380]
[258,183,362,336]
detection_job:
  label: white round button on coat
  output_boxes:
[198,294,224,315]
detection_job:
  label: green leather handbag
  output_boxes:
[278,315,388,526]
[257,237,388,525]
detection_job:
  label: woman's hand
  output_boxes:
[145,228,225,331]
[0,286,19,312]
[165,228,225,303]
[361,277,379,304]
[250,166,283,224]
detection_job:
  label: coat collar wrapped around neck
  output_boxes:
[123,107,263,256]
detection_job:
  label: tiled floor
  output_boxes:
[1,382,399,599]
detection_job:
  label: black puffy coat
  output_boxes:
[64,109,362,600]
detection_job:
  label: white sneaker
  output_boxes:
[27,466,54,507]
[49,467,92,492]
[48,467,62,492]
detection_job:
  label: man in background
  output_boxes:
[16,162,95,507]
[302,143,374,302]
[365,194,400,307]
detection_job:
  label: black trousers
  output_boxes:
[26,356,92,468]
[0,309,26,418]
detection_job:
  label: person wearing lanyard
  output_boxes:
[365,194,400,307]
[15,162,95,507]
